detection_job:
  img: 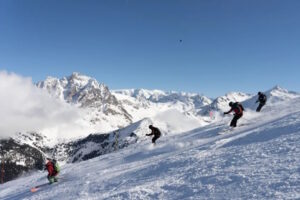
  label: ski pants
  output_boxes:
[152,134,160,144]
[256,103,265,112]
[230,114,242,127]
[48,175,58,184]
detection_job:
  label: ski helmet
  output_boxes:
[149,125,153,129]
[258,92,261,95]
[229,102,233,107]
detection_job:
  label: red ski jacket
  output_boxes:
[46,161,58,177]
[225,103,244,116]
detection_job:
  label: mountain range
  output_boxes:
[1,72,299,183]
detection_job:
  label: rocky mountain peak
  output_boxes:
[37,73,132,129]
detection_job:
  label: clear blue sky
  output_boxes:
[0,0,299,97]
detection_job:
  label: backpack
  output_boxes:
[53,160,60,173]
[232,102,243,115]
[239,103,245,111]
[260,94,267,103]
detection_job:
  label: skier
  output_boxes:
[224,102,245,127]
[146,125,161,144]
[45,158,60,184]
[255,91,267,112]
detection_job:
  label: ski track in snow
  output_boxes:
[1,98,300,199]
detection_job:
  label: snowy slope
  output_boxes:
[1,95,300,199]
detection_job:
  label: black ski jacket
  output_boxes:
[257,93,267,104]
[147,126,161,137]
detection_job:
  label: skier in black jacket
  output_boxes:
[224,102,245,127]
[146,125,161,144]
[256,92,267,112]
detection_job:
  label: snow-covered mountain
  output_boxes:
[112,89,214,132]
[35,73,300,137]
[0,135,45,183]
[37,73,216,134]
[197,91,252,117]
[37,72,132,131]
[50,118,152,163]
[36,73,213,135]
[243,85,300,110]
[1,88,300,199]
[210,91,252,111]
[112,89,212,106]
[112,89,211,114]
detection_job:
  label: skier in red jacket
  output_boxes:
[45,158,59,184]
[224,102,245,127]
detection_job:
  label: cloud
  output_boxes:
[153,109,202,133]
[0,71,90,141]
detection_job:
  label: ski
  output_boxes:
[219,123,251,135]
[30,183,50,192]
[30,182,59,193]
